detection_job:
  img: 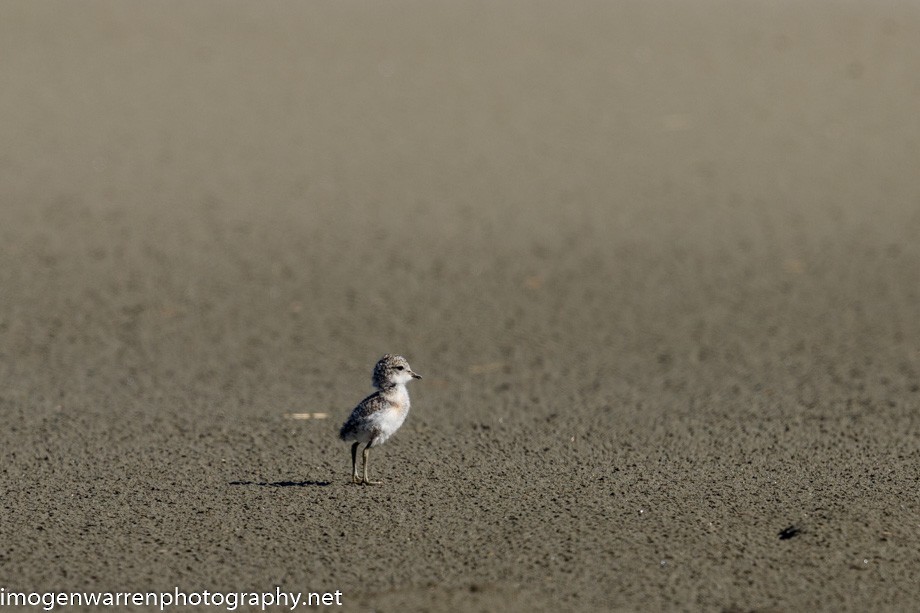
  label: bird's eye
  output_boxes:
[395,366,405,371]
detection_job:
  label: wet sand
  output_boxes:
[1,1,919,610]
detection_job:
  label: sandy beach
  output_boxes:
[1,1,919,610]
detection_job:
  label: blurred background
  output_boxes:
[2,1,917,419]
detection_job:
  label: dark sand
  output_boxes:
[2,1,920,611]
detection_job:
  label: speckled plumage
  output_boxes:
[338,390,405,446]
[339,354,422,484]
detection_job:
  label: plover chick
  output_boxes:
[339,354,422,485]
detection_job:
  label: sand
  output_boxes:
[1,1,919,611]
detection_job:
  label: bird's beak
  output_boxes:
[411,371,422,380]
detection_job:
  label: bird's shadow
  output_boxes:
[229,479,331,488]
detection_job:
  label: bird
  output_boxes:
[339,354,422,485]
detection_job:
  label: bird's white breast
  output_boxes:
[371,385,410,443]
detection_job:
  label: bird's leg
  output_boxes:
[351,442,360,484]
[362,443,381,485]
